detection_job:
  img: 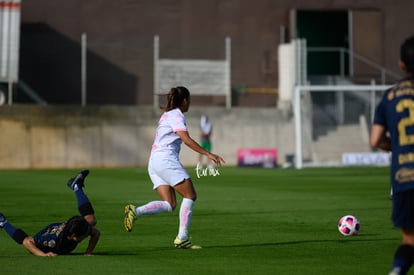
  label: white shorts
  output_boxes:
[148,155,190,190]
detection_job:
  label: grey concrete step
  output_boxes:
[311,124,370,162]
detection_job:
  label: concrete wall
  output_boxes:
[0,105,295,169]
[16,0,413,105]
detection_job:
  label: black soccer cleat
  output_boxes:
[67,170,90,190]
[0,212,8,228]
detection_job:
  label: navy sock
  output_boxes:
[75,188,90,208]
[79,202,95,216]
[75,188,94,216]
[3,223,28,244]
[391,245,414,275]
[3,222,18,239]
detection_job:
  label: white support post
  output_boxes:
[294,85,303,169]
[348,10,354,77]
[81,33,87,107]
[5,3,12,104]
[225,37,231,109]
[301,39,307,85]
[153,35,159,109]
[370,79,376,123]
[2,0,21,105]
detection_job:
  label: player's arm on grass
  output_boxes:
[22,236,57,256]
[84,226,100,256]
[176,131,225,165]
[370,124,391,151]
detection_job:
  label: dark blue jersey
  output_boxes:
[374,77,414,193]
[33,222,78,255]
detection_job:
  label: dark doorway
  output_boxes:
[296,10,349,76]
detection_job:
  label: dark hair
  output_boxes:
[161,86,190,111]
[401,36,414,75]
[65,216,91,238]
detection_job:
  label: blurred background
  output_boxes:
[0,0,411,169]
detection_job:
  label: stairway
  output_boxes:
[311,124,371,163]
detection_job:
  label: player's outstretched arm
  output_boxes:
[22,236,57,256]
[84,227,100,256]
[176,131,225,165]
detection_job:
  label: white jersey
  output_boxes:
[200,115,212,135]
[151,108,187,158]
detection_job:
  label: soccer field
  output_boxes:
[0,167,398,274]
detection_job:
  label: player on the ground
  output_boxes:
[370,35,414,275]
[0,170,100,256]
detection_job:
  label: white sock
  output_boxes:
[177,198,194,240]
[135,201,172,216]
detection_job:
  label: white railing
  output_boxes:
[308,47,401,84]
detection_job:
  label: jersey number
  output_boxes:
[397,99,414,146]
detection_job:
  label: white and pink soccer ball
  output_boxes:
[338,215,360,236]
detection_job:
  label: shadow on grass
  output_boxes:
[205,237,399,249]
[65,237,400,256]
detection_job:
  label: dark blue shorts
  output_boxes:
[392,189,414,228]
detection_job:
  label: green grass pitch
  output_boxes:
[0,167,398,274]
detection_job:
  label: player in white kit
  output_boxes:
[123,86,225,249]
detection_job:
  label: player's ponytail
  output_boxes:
[161,86,190,111]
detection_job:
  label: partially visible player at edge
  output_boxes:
[0,170,100,256]
[198,114,214,168]
[124,86,225,249]
[370,35,414,275]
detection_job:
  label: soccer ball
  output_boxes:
[338,215,360,236]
